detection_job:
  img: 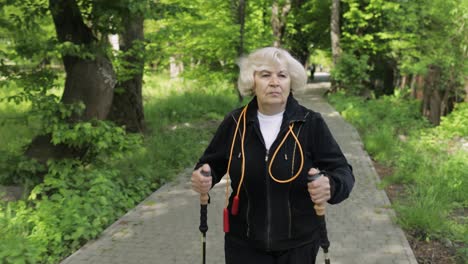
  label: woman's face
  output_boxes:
[253,64,291,115]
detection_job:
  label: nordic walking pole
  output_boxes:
[199,168,210,264]
[308,171,331,264]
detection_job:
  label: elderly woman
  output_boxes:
[192,47,354,264]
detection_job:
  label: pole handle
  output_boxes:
[200,169,210,205]
[199,169,210,234]
[307,172,326,216]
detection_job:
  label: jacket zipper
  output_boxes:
[264,124,294,250]
[288,122,303,238]
[258,118,305,251]
[288,196,292,238]
[243,185,251,237]
[265,148,271,250]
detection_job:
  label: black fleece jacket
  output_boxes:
[195,94,354,251]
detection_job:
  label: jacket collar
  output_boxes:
[245,93,306,124]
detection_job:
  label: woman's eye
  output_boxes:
[279,74,287,78]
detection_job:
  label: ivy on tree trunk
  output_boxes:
[26,0,117,163]
[107,12,146,133]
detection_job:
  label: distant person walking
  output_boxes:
[308,64,316,81]
[191,47,354,264]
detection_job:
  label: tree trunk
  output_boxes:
[108,34,120,50]
[289,0,309,66]
[399,75,407,89]
[49,0,116,121]
[107,13,145,133]
[232,0,247,57]
[231,0,247,102]
[422,65,443,125]
[26,0,117,163]
[330,0,341,91]
[465,77,468,102]
[169,56,180,78]
[412,74,424,99]
[271,0,291,47]
[330,0,341,66]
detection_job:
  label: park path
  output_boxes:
[61,76,418,264]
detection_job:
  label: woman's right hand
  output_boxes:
[191,164,212,194]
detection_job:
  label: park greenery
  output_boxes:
[0,0,467,263]
[328,92,468,261]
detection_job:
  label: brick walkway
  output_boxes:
[61,81,418,264]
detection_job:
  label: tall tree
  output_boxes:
[49,0,116,121]
[231,0,247,56]
[330,0,341,66]
[107,9,145,132]
[330,0,341,90]
[230,0,247,101]
[271,0,291,47]
[25,0,118,162]
[25,0,149,162]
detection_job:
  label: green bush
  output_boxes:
[0,118,144,263]
[330,52,371,95]
[328,92,468,250]
[0,73,238,263]
[329,91,430,167]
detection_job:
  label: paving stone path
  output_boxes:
[61,80,418,264]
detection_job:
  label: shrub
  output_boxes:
[330,52,371,95]
[0,73,239,263]
[328,92,467,249]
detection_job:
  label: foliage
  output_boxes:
[392,0,467,77]
[1,0,466,262]
[329,93,468,259]
[145,0,240,75]
[309,49,332,70]
[337,0,467,100]
[341,0,400,55]
[243,0,275,50]
[283,0,331,63]
[1,115,143,263]
[330,51,371,95]
[0,73,238,263]
[432,103,468,139]
[0,1,55,65]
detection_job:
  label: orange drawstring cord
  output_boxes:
[268,124,304,183]
[231,104,247,216]
[224,105,248,232]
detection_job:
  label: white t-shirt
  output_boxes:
[257,111,284,151]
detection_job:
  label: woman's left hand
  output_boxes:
[307,168,331,205]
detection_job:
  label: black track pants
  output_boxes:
[225,236,320,264]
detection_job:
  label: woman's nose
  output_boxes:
[269,75,280,85]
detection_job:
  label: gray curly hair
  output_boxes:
[237,47,307,96]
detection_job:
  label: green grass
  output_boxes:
[140,73,239,185]
[328,91,468,261]
[0,82,35,153]
[0,71,239,263]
